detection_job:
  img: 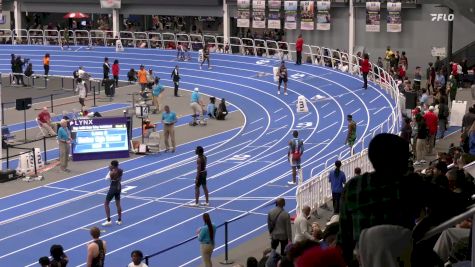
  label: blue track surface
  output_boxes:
[0,45,396,266]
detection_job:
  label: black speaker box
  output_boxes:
[16,97,32,111]
[0,169,18,183]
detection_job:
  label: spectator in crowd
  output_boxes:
[427,62,436,94]
[436,69,446,88]
[207,97,217,119]
[267,198,292,256]
[37,107,56,136]
[102,57,110,83]
[468,121,475,156]
[329,160,346,214]
[433,218,472,264]
[295,34,304,65]
[151,77,164,114]
[345,115,357,155]
[293,205,314,243]
[112,59,120,87]
[338,133,469,266]
[353,167,362,178]
[448,75,458,102]
[424,106,438,155]
[360,53,370,90]
[57,119,72,172]
[198,213,216,267]
[400,117,412,144]
[76,78,88,107]
[14,55,26,86]
[162,105,177,153]
[194,146,209,206]
[128,250,148,267]
[438,96,449,139]
[127,68,137,83]
[246,257,258,267]
[146,69,155,89]
[461,107,475,134]
[414,114,428,165]
[288,130,304,185]
[277,61,288,95]
[50,244,68,267]
[171,65,181,97]
[434,56,442,72]
[137,65,148,92]
[38,256,50,267]
[419,88,429,107]
[86,226,106,267]
[216,98,228,120]
[190,87,204,125]
[413,66,422,93]
[43,53,50,80]
[400,51,408,70]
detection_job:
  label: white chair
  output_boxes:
[147,132,160,153]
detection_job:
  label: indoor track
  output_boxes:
[0,45,396,266]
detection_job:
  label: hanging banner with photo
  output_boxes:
[100,0,121,9]
[300,1,315,30]
[366,1,381,32]
[252,0,266,28]
[387,1,401,32]
[284,1,298,30]
[237,0,251,28]
[316,0,331,30]
[268,0,282,29]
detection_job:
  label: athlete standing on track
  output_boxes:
[102,160,123,226]
[86,226,107,267]
[278,61,288,95]
[288,130,304,185]
[200,43,212,70]
[346,114,357,155]
[193,146,209,206]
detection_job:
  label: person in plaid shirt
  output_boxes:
[338,133,470,266]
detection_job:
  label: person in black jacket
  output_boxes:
[14,56,26,86]
[216,98,228,120]
[438,96,449,139]
[171,65,180,97]
[102,57,110,84]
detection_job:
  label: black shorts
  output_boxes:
[196,171,207,187]
[279,77,288,84]
[106,189,121,202]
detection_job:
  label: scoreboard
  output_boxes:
[70,117,130,161]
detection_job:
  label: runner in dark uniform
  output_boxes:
[200,43,212,70]
[102,160,123,226]
[278,61,288,95]
[193,146,209,206]
[87,226,106,267]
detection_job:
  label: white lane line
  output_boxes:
[298,113,312,120]
[275,115,288,122]
[266,125,287,135]
[323,110,336,118]
[274,108,283,113]
[321,103,330,108]
[250,118,263,124]
[374,107,386,115]
[345,99,355,106]
[317,122,338,133]
[369,94,382,103]
[352,108,361,114]
[242,126,264,136]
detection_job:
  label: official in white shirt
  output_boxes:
[293,205,314,243]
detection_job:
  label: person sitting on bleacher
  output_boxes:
[37,107,56,136]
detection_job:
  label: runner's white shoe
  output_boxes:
[116,220,122,225]
[284,92,288,96]
[201,202,209,207]
[287,181,296,185]
[277,91,281,95]
[102,220,112,226]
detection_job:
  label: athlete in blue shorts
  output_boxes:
[102,160,123,226]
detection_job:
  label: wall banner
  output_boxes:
[300,1,315,30]
[366,1,381,32]
[237,0,251,28]
[268,0,282,29]
[387,1,402,32]
[284,1,298,30]
[252,0,266,28]
[316,0,331,31]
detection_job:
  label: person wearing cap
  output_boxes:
[345,115,357,155]
[190,87,204,125]
[137,65,148,92]
[151,77,164,114]
[423,106,438,155]
[57,119,72,172]
[37,107,56,136]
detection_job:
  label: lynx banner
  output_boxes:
[284,1,298,29]
[316,0,331,30]
[252,0,266,28]
[387,1,402,32]
[300,1,315,30]
[237,0,251,28]
[268,0,282,29]
[366,1,381,32]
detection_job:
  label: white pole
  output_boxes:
[112,9,120,38]
[348,0,355,56]
[13,0,22,35]
[223,0,230,42]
